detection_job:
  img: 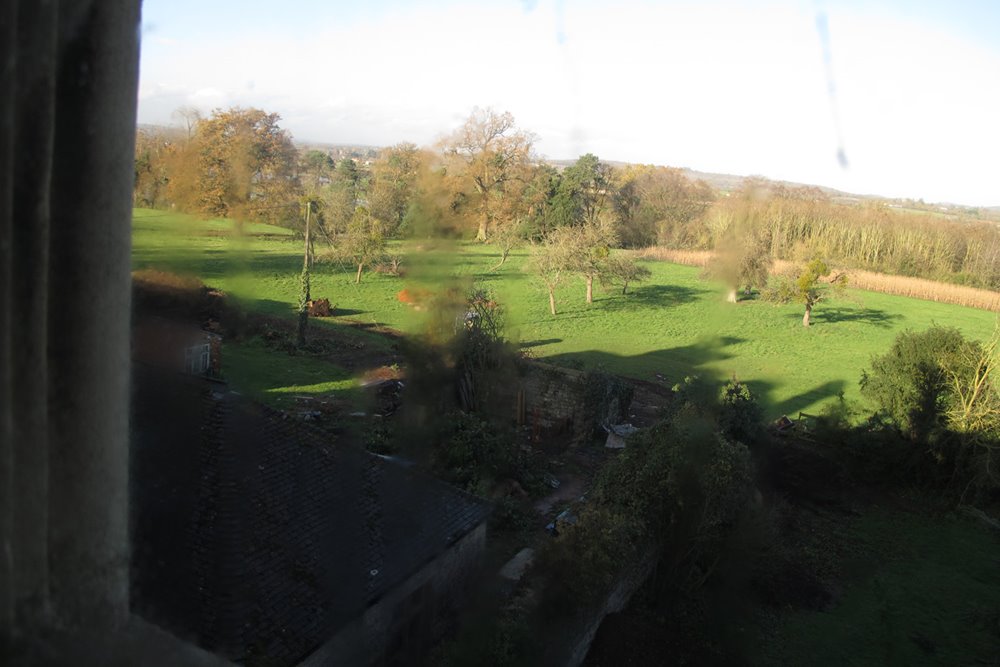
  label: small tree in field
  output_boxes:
[342,206,386,283]
[602,254,651,295]
[571,220,618,304]
[764,258,847,326]
[528,228,574,315]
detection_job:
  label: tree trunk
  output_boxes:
[356,262,364,284]
[586,275,593,304]
[802,304,811,327]
[727,287,738,303]
[548,287,557,315]
[476,214,487,241]
[622,282,628,295]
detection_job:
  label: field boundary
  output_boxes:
[636,247,1000,312]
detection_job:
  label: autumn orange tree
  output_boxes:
[613,164,715,247]
[442,107,535,241]
[133,127,178,207]
[169,107,300,226]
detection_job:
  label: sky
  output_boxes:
[137,0,1000,207]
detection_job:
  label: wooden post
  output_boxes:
[297,201,311,346]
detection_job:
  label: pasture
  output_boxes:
[132,209,998,417]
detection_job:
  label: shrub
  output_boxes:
[855,325,1000,497]
[433,411,524,494]
[719,377,763,445]
[860,325,966,439]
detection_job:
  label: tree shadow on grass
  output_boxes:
[133,248,302,281]
[595,283,709,312]
[768,379,848,419]
[542,339,853,419]
[544,335,745,384]
[785,306,902,328]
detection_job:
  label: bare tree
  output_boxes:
[442,107,535,241]
[528,227,575,315]
[603,254,652,295]
[570,220,618,304]
[171,105,202,141]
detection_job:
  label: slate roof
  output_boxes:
[131,367,491,666]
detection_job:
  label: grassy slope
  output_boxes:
[132,209,997,417]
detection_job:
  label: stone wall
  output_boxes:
[483,361,593,444]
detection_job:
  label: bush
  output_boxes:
[433,411,524,494]
[860,325,966,439]
[719,377,763,445]
[853,325,1000,497]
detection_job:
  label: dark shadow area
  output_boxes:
[542,337,847,419]
[544,336,745,385]
[132,249,303,281]
[769,379,847,419]
[331,308,368,317]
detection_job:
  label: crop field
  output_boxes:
[132,209,999,417]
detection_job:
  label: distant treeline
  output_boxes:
[134,106,1000,289]
[700,182,1000,289]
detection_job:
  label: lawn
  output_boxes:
[755,508,1000,666]
[132,208,999,417]
[222,338,361,410]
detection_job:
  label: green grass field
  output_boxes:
[132,208,998,417]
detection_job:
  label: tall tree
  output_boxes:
[313,157,359,237]
[181,107,300,226]
[613,164,715,247]
[300,149,334,192]
[550,153,615,229]
[368,143,421,236]
[171,105,202,141]
[133,127,176,208]
[442,107,535,241]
